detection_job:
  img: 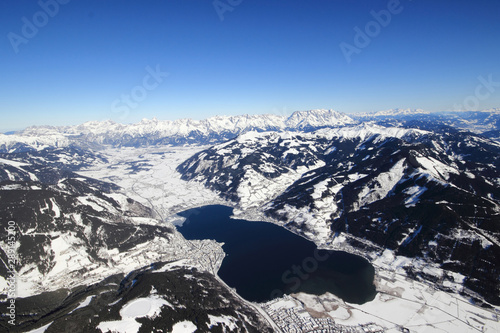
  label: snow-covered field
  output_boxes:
[78,145,227,220]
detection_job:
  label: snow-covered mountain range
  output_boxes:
[0,109,356,151]
[1,108,499,332]
[2,108,499,153]
[352,108,431,118]
[352,108,500,135]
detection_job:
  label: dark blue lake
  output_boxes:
[177,205,376,303]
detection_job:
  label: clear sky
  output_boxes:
[1,0,499,132]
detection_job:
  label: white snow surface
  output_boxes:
[353,159,406,211]
[0,157,29,167]
[74,295,93,310]
[415,155,460,181]
[404,185,427,207]
[24,322,52,333]
[207,315,238,330]
[97,296,174,333]
[77,145,226,219]
[120,296,172,318]
[171,320,198,333]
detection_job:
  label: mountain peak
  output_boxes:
[286,109,356,129]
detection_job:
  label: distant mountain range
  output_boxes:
[0,109,356,151]
[352,108,500,137]
[2,108,499,152]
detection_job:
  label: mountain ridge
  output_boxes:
[2,108,500,152]
[0,109,356,151]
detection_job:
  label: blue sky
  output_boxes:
[1,0,499,131]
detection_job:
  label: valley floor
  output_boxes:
[78,146,500,333]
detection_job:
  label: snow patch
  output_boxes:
[354,159,406,210]
[207,315,237,330]
[403,186,427,207]
[171,320,198,333]
[97,296,172,333]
